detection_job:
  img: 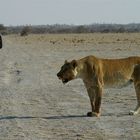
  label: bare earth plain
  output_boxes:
[0,33,140,140]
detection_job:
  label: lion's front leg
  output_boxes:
[86,87,96,117]
[94,95,102,117]
[94,85,102,117]
[85,83,103,117]
[87,99,101,117]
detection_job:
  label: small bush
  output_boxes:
[20,26,31,36]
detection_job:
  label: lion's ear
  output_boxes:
[64,60,68,64]
[71,60,78,68]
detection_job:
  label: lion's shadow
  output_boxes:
[0,116,37,120]
[0,112,130,121]
[0,115,86,120]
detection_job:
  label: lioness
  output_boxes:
[57,56,140,117]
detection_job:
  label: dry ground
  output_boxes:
[0,33,140,140]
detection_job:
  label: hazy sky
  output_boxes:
[0,0,140,26]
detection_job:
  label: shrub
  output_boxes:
[20,26,31,36]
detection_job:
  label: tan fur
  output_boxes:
[57,56,140,117]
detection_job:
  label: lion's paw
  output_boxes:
[87,112,100,117]
[129,110,137,115]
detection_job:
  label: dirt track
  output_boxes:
[0,34,140,140]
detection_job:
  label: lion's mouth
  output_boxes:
[62,79,69,84]
[57,76,69,84]
[58,76,62,80]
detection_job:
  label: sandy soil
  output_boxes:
[0,33,140,140]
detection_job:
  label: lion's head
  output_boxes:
[57,60,78,84]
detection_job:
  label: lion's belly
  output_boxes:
[103,71,132,88]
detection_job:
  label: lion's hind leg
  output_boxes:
[130,82,140,115]
[129,65,140,115]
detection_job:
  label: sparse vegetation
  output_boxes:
[0,24,8,35]
[1,23,140,35]
[0,24,5,30]
[20,26,31,36]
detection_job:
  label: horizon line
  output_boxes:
[4,22,140,27]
